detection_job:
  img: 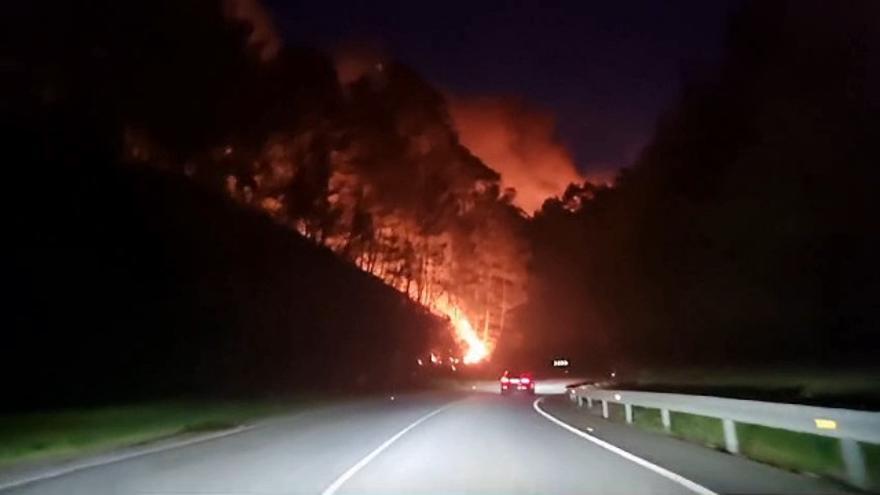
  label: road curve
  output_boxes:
[1,391,848,494]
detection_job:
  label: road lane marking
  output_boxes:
[533,397,718,495]
[320,402,455,495]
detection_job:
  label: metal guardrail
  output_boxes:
[570,385,880,490]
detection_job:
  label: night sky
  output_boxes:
[265,0,739,175]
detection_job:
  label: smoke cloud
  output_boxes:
[223,0,281,61]
[448,96,584,213]
[333,44,388,86]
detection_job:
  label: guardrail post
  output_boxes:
[601,400,609,419]
[841,438,868,490]
[660,408,671,432]
[625,403,633,424]
[722,418,739,454]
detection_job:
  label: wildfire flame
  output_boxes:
[433,297,490,364]
[454,314,490,364]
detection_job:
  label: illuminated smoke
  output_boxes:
[333,44,388,86]
[581,166,618,186]
[223,0,281,61]
[448,96,584,214]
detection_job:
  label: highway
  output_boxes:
[2,390,849,494]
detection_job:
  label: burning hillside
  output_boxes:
[243,62,529,363]
[75,0,636,366]
[125,49,530,364]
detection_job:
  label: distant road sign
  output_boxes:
[553,359,570,368]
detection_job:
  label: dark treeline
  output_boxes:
[521,0,880,370]
[5,0,449,410]
[8,165,443,410]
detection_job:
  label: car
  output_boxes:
[500,371,535,395]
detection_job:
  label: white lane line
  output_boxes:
[533,397,718,495]
[320,403,455,495]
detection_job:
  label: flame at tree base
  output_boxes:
[433,297,490,364]
[459,322,489,364]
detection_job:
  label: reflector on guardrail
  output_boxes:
[814,418,837,430]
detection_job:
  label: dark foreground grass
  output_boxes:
[736,422,845,480]
[0,401,296,467]
[670,411,725,448]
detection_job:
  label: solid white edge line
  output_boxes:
[0,424,257,492]
[533,397,718,495]
[320,402,455,495]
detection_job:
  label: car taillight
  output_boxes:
[521,377,531,384]
[500,376,509,384]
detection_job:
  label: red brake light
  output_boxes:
[521,377,531,384]
[500,376,509,384]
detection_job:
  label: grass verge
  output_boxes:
[736,422,845,480]
[0,401,295,468]
[670,411,724,448]
[607,402,626,422]
[862,442,880,490]
[632,406,665,432]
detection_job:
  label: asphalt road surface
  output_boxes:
[1,391,849,495]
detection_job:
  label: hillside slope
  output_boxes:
[8,163,443,410]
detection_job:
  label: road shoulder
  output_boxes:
[0,423,264,492]
[537,395,853,495]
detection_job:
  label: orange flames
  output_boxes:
[454,315,490,364]
[341,222,497,365]
[432,297,490,364]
